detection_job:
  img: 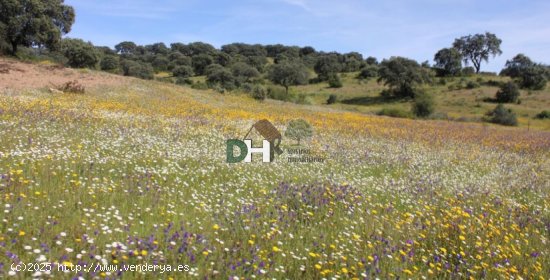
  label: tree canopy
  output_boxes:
[267,62,310,94]
[452,32,502,73]
[434,48,462,76]
[500,54,548,90]
[377,57,432,98]
[0,0,75,54]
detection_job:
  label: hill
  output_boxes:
[1,59,549,278]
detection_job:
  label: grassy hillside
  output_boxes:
[1,60,549,279]
[171,68,550,131]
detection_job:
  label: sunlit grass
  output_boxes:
[0,78,549,279]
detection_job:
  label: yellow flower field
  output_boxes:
[0,79,549,279]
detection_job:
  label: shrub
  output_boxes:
[285,119,313,145]
[357,65,378,79]
[466,81,480,89]
[206,68,236,91]
[412,92,435,117]
[60,38,99,69]
[535,110,550,119]
[327,73,343,88]
[486,104,518,126]
[327,94,338,104]
[377,57,432,98]
[172,65,194,78]
[293,95,313,105]
[495,82,520,103]
[175,77,192,85]
[241,83,254,93]
[57,80,85,94]
[267,86,291,102]
[121,60,154,80]
[100,56,119,71]
[518,66,547,90]
[376,108,412,118]
[462,67,475,76]
[251,85,267,101]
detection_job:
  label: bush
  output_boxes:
[376,108,412,118]
[60,38,99,69]
[462,67,475,76]
[251,85,267,101]
[206,68,236,91]
[412,92,435,118]
[495,82,520,103]
[357,65,378,79]
[285,119,313,145]
[327,94,338,104]
[535,110,550,119]
[121,60,154,80]
[518,66,547,90]
[175,77,192,85]
[293,95,313,105]
[267,86,291,102]
[191,81,209,90]
[57,80,85,94]
[327,73,343,88]
[100,56,119,71]
[486,104,518,126]
[172,65,194,78]
[466,81,480,89]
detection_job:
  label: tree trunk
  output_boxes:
[285,85,289,95]
[10,41,18,56]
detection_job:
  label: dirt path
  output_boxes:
[0,57,129,92]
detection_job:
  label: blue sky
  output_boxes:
[65,0,550,72]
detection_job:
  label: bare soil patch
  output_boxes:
[0,57,130,92]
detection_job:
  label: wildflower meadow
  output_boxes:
[0,79,549,279]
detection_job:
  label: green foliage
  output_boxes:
[100,55,119,71]
[60,38,99,68]
[377,108,412,118]
[285,119,313,145]
[434,48,462,76]
[172,65,194,78]
[452,32,502,73]
[365,56,378,65]
[115,41,137,55]
[251,85,267,101]
[267,86,291,102]
[192,54,214,75]
[486,104,518,126]
[357,65,378,80]
[466,81,480,89]
[121,60,154,80]
[501,54,548,90]
[206,67,236,91]
[461,67,475,76]
[327,73,343,88]
[267,62,309,94]
[377,56,432,98]
[327,94,338,104]
[0,0,75,55]
[293,94,313,105]
[535,110,550,119]
[314,54,342,81]
[175,77,192,86]
[496,82,520,103]
[231,62,260,85]
[151,56,169,72]
[412,92,435,118]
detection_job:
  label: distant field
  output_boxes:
[1,61,549,279]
